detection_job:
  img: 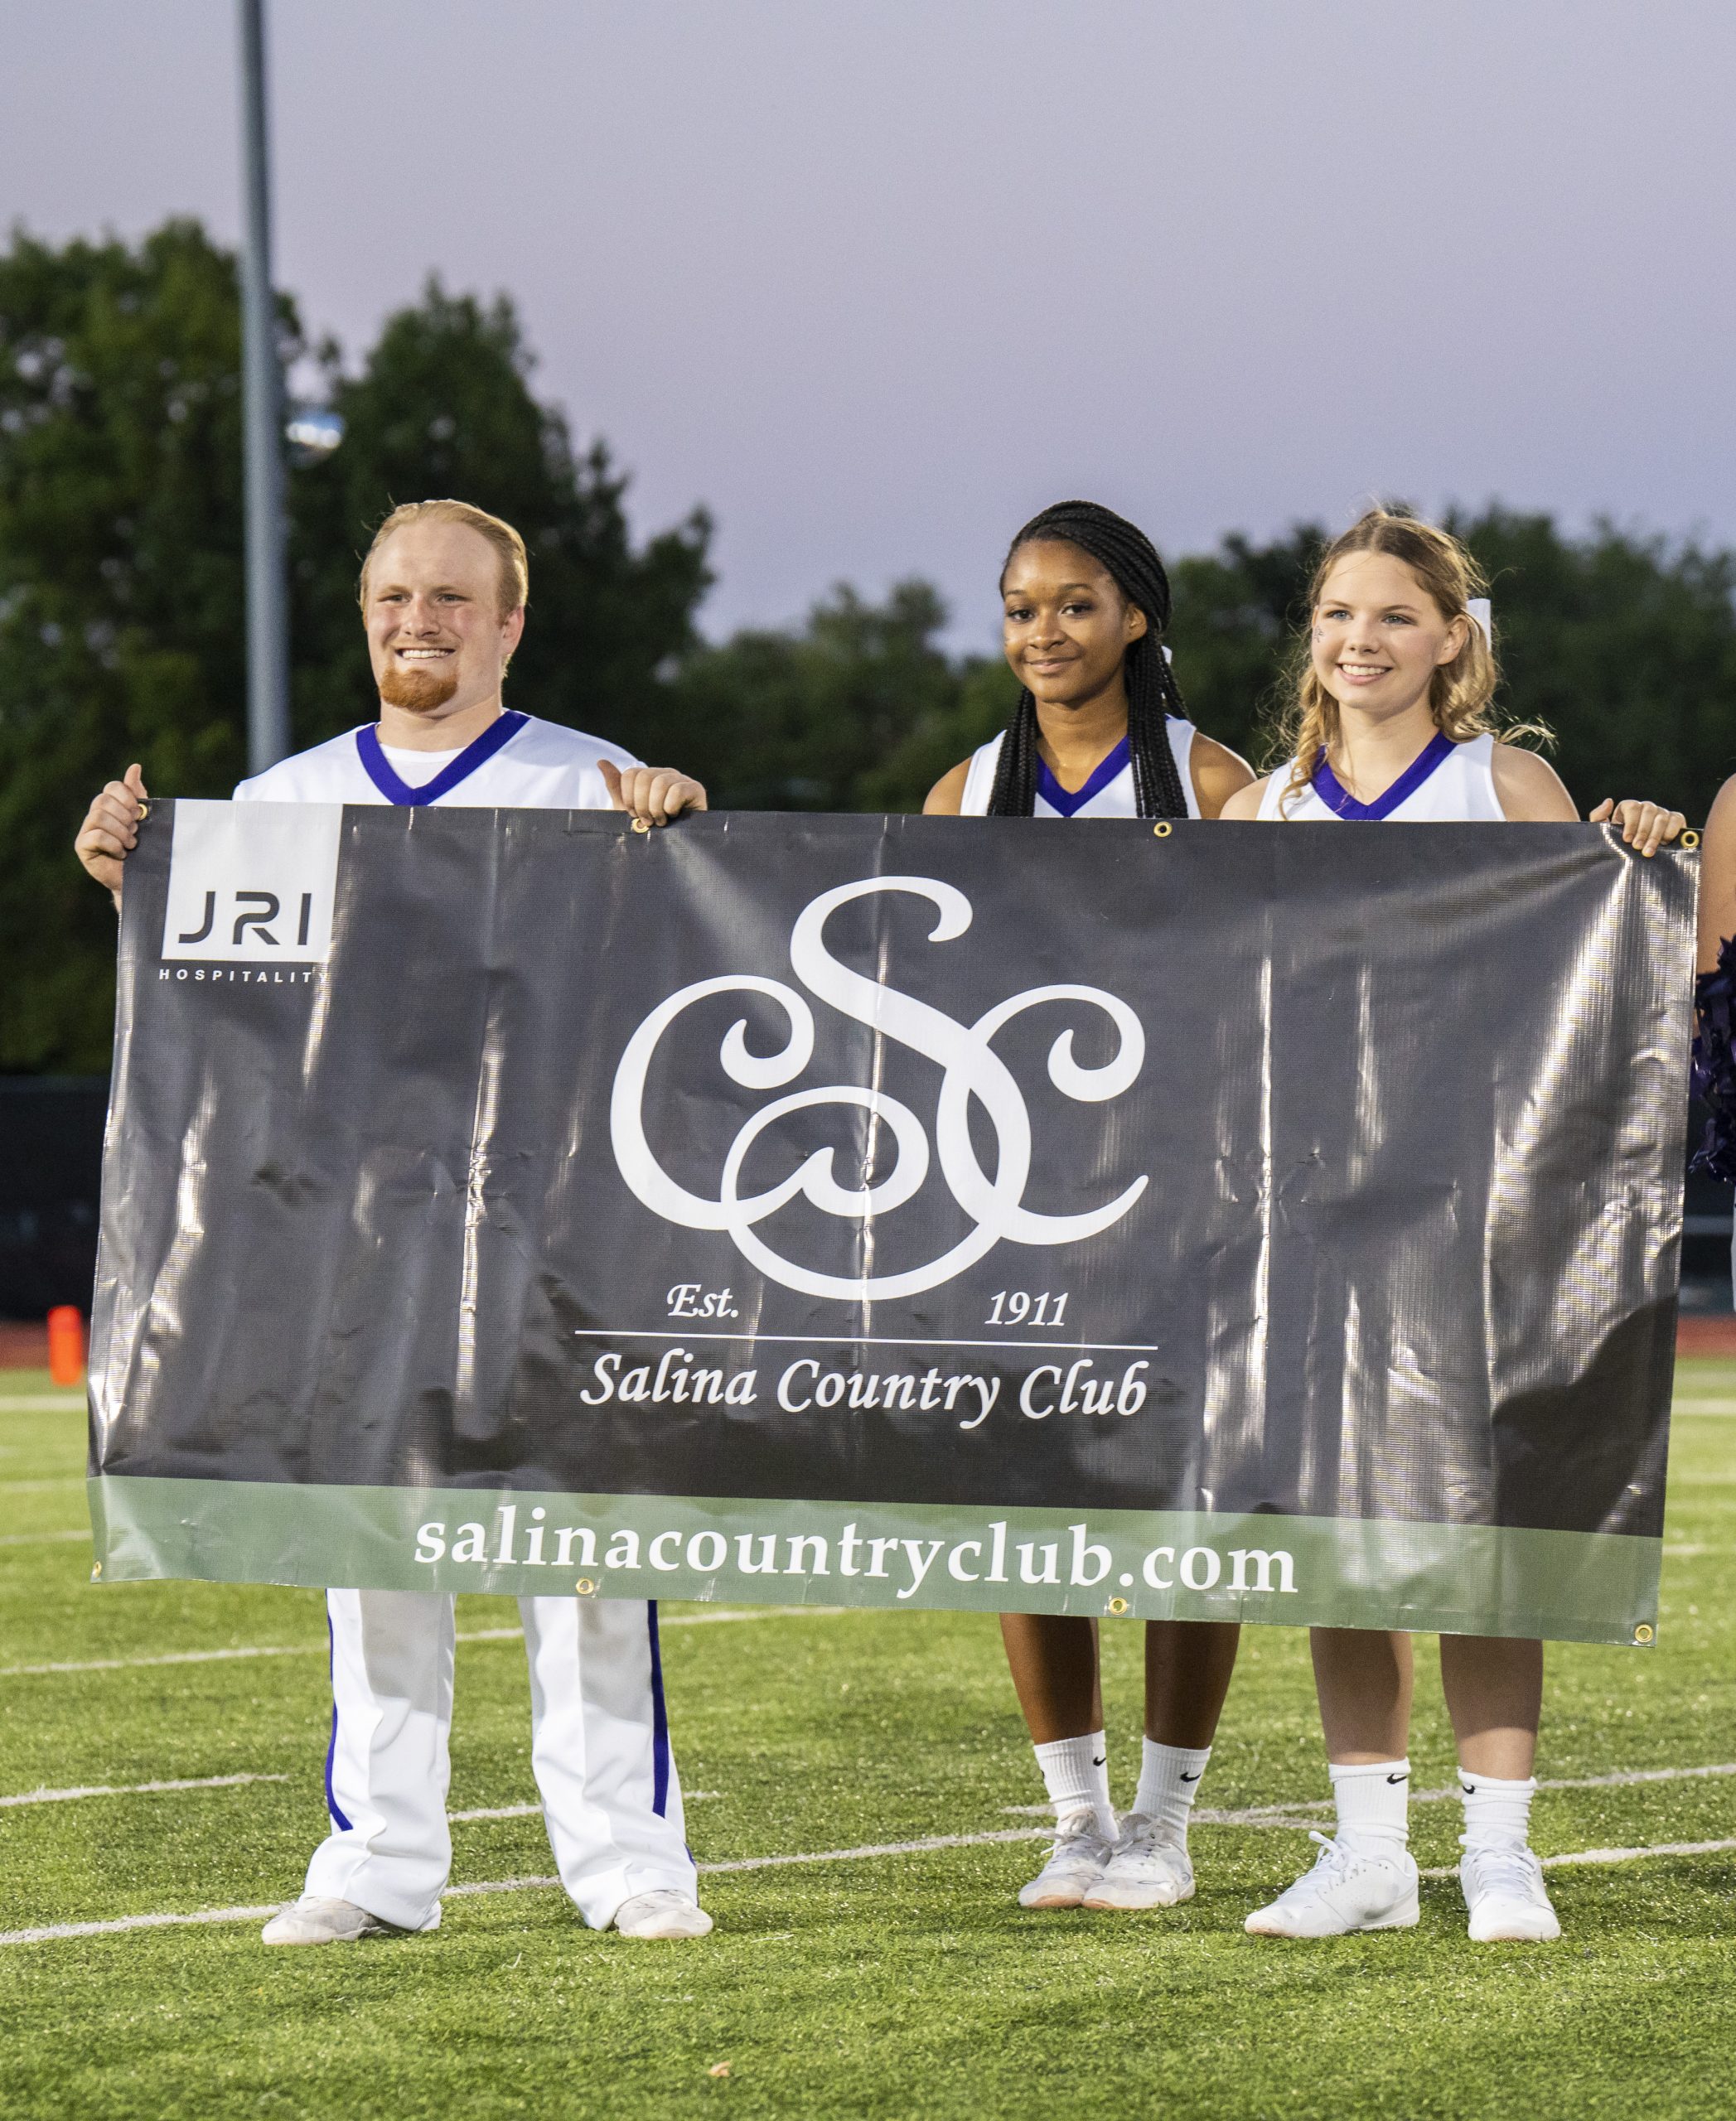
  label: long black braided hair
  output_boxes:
[986,499,1190,819]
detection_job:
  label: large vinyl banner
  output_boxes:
[89,803,1694,1645]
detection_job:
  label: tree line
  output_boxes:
[6,220,1736,1073]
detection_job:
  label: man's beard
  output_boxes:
[378,659,462,713]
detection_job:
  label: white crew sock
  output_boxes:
[1033,1732,1115,1838]
[1131,1739,1211,1843]
[1458,1771,1535,1853]
[1328,1758,1410,1857]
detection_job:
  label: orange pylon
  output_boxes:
[46,1307,85,1387]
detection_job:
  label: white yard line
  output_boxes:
[0,1627,522,1679]
[7,1826,1736,1949]
[0,1477,82,1493]
[1419,1838,1736,1881]
[0,1399,84,1415]
[1008,1762,1736,1819]
[0,1773,287,1809]
[0,1530,88,1548]
[0,1609,849,1680]
[0,1903,283,1945]
[1532,1761,1736,1792]
[450,1791,719,1824]
[699,1827,1052,1875]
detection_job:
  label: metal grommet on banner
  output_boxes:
[90,1561,102,1580]
[631,817,651,835]
[1680,829,1701,851]
[575,1577,597,1597]
[1106,1596,1129,1616]
[135,802,150,821]
[1152,821,1172,838]
[1633,1621,1654,1645]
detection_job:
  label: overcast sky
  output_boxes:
[3,1,1732,648]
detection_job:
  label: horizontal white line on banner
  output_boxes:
[0,1529,87,1548]
[0,1773,288,1810]
[599,1331,1163,1354]
[2,1390,1729,1416]
[7,1391,1714,1408]
[0,1608,849,1679]
[7,1827,1735,1949]
[661,1607,849,1626]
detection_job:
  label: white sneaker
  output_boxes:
[1461,1843,1561,1942]
[1082,1813,1195,1909]
[1244,1832,1419,1938]
[260,1895,405,1946]
[613,1890,714,1940]
[1018,1807,1114,1909]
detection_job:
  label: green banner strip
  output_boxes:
[87,1476,1660,1647]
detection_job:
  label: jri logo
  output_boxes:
[161,800,342,964]
[611,875,1148,1299]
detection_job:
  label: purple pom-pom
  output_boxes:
[1692,935,1736,1183]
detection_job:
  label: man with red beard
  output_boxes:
[75,499,714,1945]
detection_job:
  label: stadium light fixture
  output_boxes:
[286,406,345,464]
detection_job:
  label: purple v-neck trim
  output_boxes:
[1310,731,1456,821]
[355,710,528,806]
[1036,736,1131,817]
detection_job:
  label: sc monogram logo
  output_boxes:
[161,800,341,964]
[610,876,1148,1300]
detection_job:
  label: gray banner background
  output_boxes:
[88,805,1693,1634]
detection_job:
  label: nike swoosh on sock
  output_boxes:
[1387,1772,1410,1785]
[1179,1772,1202,1783]
[1092,1756,1106,1767]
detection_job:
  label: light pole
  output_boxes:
[237,0,290,775]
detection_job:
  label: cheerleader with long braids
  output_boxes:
[1221,508,1682,1945]
[926,500,1255,1913]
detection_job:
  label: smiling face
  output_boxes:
[1311,550,1468,722]
[1000,539,1147,714]
[363,519,526,722]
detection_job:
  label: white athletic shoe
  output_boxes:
[1018,1807,1114,1909]
[1082,1813,1195,1910]
[1244,1832,1419,1938]
[1461,1843,1561,1942]
[260,1895,405,1946]
[613,1891,714,1940]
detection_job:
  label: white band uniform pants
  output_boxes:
[307,1588,695,1930]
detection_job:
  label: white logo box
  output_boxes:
[160,800,342,965]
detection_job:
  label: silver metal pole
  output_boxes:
[238,0,290,773]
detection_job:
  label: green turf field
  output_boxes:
[2,1367,1734,2120]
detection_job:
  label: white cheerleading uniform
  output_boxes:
[958,720,1202,819]
[235,710,695,1932]
[1255,729,1506,823]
